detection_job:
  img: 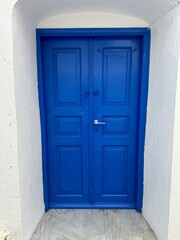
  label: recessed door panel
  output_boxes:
[102,48,131,106]
[57,146,82,195]
[54,49,81,105]
[102,146,128,195]
[102,116,129,135]
[55,117,82,136]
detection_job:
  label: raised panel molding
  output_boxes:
[103,116,129,135]
[56,146,83,196]
[102,48,131,106]
[55,117,82,135]
[102,146,128,195]
[53,49,81,105]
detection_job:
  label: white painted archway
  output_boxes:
[0,0,180,239]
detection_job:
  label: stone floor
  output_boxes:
[31,210,157,240]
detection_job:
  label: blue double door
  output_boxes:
[42,37,141,209]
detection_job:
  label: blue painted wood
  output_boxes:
[36,28,150,211]
[136,33,151,212]
[37,28,150,37]
[42,39,90,206]
[93,39,141,207]
[48,202,136,209]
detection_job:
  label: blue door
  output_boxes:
[42,37,141,209]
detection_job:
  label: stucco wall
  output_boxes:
[37,12,148,28]
[143,4,180,240]
[9,6,150,240]
[168,51,180,240]
[12,3,45,240]
[0,0,180,239]
[0,1,22,239]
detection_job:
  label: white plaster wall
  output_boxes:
[0,1,45,239]
[12,2,45,240]
[0,1,22,239]
[37,12,148,28]
[1,0,180,239]
[143,4,180,240]
[1,2,150,238]
[168,52,180,240]
[10,6,150,240]
[8,0,177,26]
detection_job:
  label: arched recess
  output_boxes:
[12,1,150,239]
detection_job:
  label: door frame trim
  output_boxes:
[36,28,151,212]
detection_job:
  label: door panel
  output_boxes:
[55,49,81,105]
[56,146,82,195]
[42,39,90,207]
[93,39,140,207]
[102,146,128,195]
[102,48,130,105]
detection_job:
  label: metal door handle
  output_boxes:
[94,119,106,125]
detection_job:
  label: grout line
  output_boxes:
[148,0,180,28]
